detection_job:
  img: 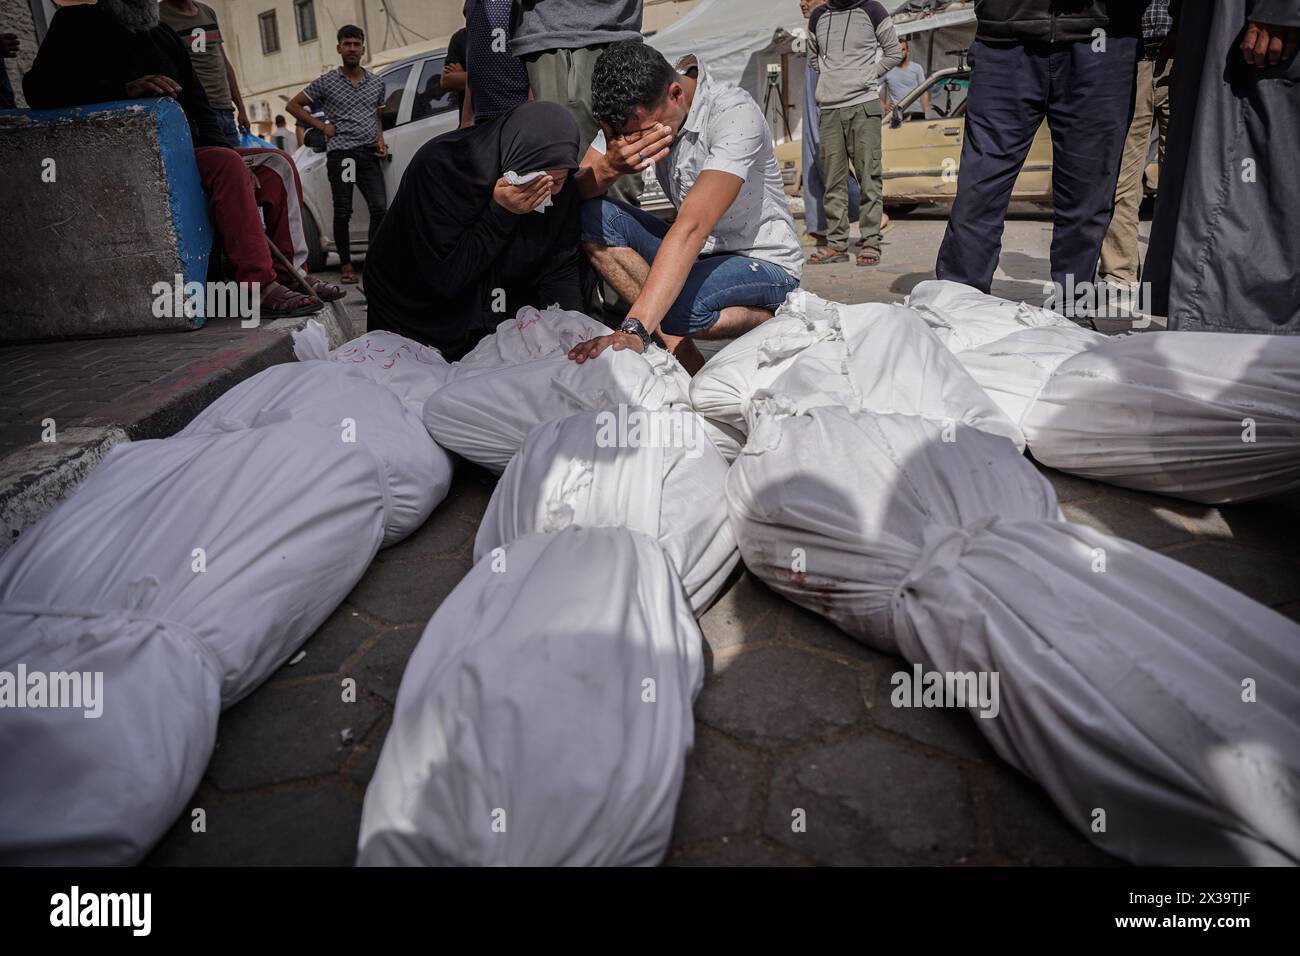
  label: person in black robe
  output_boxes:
[1145,1,1300,334]
[363,101,586,359]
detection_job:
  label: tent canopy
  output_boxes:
[648,0,976,141]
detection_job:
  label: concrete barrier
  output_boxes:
[0,98,214,343]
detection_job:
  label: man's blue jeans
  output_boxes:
[213,110,240,149]
[581,196,800,335]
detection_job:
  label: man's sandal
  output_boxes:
[305,275,346,302]
[856,249,881,267]
[808,248,849,264]
[261,281,322,318]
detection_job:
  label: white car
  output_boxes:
[295,48,460,271]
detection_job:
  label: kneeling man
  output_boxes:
[569,42,802,373]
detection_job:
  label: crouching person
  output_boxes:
[22,0,341,317]
[569,42,803,374]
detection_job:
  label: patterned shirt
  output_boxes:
[304,68,385,152]
[465,0,529,122]
[1142,0,1172,40]
[592,55,803,279]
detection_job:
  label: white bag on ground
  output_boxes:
[1022,331,1300,503]
[358,526,703,866]
[449,305,610,380]
[475,408,738,613]
[0,426,387,864]
[906,279,1300,502]
[691,289,1023,453]
[181,361,452,546]
[727,403,1300,865]
[293,320,453,416]
[423,346,706,473]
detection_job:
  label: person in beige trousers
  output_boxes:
[1099,15,1174,290]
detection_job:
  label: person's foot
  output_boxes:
[339,263,360,284]
[260,280,322,317]
[801,232,829,247]
[808,248,849,264]
[856,248,881,267]
[305,275,346,301]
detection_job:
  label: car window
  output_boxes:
[928,72,970,119]
[410,57,457,122]
[380,65,412,130]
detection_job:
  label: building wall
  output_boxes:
[1,0,45,108]
[215,0,700,133]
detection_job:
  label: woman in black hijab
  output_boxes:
[364,101,585,359]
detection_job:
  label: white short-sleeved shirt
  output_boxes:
[593,54,803,280]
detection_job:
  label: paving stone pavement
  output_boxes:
[141,217,1300,865]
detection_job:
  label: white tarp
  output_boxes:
[357,526,703,866]
[475,408,738,613]
[726,403,1300,865]
[180,361,452,546]
[690,289,1023,454]
[907,280,1300,503]
[0,426,387,864]
[423,345,732,473]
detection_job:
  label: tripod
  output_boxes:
[762,64,791,140]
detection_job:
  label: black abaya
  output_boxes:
[363,101,585,358]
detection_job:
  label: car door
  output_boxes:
[346,61,416,252]
[882,71,970,203]
[386,56,461,194]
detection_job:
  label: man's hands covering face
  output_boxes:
[605,123,674,176]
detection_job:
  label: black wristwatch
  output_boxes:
[618,316,653,348]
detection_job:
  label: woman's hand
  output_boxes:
[567,331,644,364]
[493,174,554,214]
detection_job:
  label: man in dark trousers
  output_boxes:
[934,1,1141,315]
[511,0,644,203]
[287,25,388,284]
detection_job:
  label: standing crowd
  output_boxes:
[5,0,1297,352]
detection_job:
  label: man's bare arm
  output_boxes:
[223,49,248,128]
[626,169,743,335]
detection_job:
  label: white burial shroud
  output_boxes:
[423,343,729,473]
[0,426,387,864]
[357,527,703,866]
[726,403,1300,865]
[293,320,454,417]
[475,408,738,613]
[689,288,1024,457]
[907,280,1300,503]
[180,361,452,546]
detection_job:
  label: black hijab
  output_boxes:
[363,101,585,357]
[417,100,580,244]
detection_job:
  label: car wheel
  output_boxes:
[302,209,327,273]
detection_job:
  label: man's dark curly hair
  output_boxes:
[591,41,677,132]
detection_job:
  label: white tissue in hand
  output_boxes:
[504,170,553,213]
